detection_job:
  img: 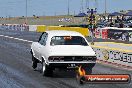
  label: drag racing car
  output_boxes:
[30,30,97,76]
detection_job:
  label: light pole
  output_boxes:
[86,0,89,9]
[25,0,28,24]
[81,0,84,13]
[68,0,70,15]
[105,0,107,16]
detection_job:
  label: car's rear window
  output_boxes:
[50,36,88,46]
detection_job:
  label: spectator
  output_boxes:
[119,21,124,28]
[109,22,114,27]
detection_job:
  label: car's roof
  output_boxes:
[45,30,83,37]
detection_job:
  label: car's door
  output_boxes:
[37,32,48,61]
[32,42,40,59]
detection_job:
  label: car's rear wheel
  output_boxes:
[83,67,92,74]
[82,63,95,74]
[42,59,53,77]
[76,73,86,85]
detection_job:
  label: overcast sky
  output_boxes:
[0,0,132,17]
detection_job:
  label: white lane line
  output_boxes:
[0,34,33,43]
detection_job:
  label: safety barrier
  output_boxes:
[36,25,46,32]
[29,25,37,31]
[95,27,132,42]
[91,45,132,68]
[0,24,29,31]
[0,24,89,36]
[28,25,89,36]
[47,26,89,36]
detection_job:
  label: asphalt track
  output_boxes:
[0,30,132,88]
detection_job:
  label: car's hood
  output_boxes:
[49,45,95,56]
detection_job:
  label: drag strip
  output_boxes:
[0,30,132,88]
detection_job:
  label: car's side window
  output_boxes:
[38,32,48,46]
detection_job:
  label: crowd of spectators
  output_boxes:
[98,16,132,28]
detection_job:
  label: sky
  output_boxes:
[0,0,132,17]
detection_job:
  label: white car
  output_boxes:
[31,30,96,76]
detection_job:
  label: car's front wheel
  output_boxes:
[32,55,37,70]
[42,59,53,77]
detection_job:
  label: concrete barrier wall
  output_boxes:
[0,24,29,31]
[29,25,37,31]
[91,45,132,67]
[0,24,89,37]
[36,25,46,32]
[29,25,89,37]
[47,26,89,36]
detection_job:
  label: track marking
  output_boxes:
[91,45,132,53]
[0,35,33,43]
[94,42,132,46]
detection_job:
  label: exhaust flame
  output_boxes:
[78,66,86,76]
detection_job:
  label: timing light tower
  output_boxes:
[86,0,98,45]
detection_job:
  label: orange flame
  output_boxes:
[78,66,86,76]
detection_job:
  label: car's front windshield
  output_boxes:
[50,36,88,46]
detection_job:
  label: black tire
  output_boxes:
[84,67,92,74]
[76,73,86,85]
[82,63,95,74]
[32,55,37,69]
[42,59,53,77]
